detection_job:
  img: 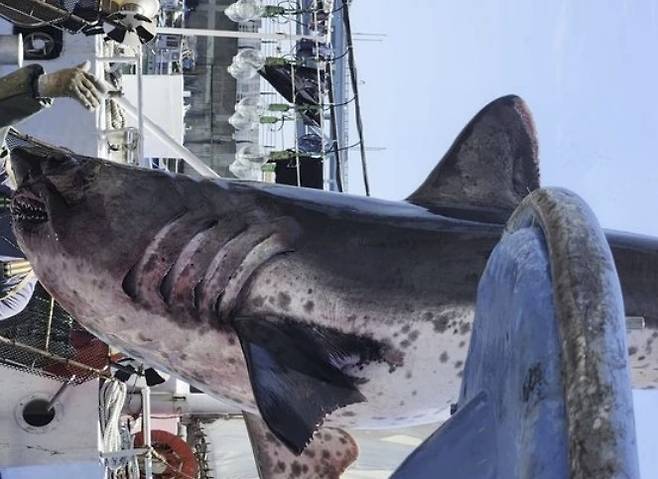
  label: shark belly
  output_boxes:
[237,228,490,429]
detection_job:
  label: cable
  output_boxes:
[330,49,351,62]
[270,116,288,132]
[326,140,361,154]
[324,96,355,109]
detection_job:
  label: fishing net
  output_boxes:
[5,128,83,157]
[0,283,109,384]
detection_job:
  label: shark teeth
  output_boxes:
[11,196,48,224]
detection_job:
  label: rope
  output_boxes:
[100,380,129,475]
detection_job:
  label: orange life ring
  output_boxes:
[134,429,199,479]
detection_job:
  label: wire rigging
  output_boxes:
[326,63,344,192]
[341,0,370,196]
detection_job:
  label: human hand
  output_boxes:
[37,61,107,111]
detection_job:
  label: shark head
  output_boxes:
[9,147,228,322]
[9,144,296,330]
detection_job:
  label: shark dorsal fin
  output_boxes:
[407,95,539,223]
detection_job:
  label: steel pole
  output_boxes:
[156,26,322,42]
[136,47,146,167]
[142,387,153,479]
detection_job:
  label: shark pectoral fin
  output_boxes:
[407,95,540,223]
[244,412,358,479]
[233,317,370,454]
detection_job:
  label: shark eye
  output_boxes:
[42,154,77,176]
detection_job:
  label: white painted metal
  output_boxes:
[142,387,153,479]
[114,95,220,177]
[0,367,100,467]
[0,34,22,66]
[120,74,185,158]
[125,390,241,416]
[136,47,146,167]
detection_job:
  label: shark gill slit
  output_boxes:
[159,218,219,305]
[193,280,203,312]
[216,233,295,323]
[120,212,218,303]
[121,211,190,299]
[193,224,250,317]
[167,215,248,315]
[196,224,275,321]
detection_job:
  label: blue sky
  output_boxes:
[348,0,658,237]
[349,1,658,475]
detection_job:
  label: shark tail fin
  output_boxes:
[244,412,358,479]
[406,95,540,223]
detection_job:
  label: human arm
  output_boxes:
[37,60,107,111]
[0,64,51,128]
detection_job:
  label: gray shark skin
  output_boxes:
[8,96,658,454]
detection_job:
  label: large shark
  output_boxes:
[9,96,658,471]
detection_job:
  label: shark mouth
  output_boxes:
[11,190,48,224]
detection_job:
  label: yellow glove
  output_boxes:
[37,61,107,111]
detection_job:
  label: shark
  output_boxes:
[8,96,658,476]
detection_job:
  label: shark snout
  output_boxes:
[10,147,86,229]
[11,147,46,188]
[10,147,75,188]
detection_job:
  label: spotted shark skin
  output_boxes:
[244,412,358,479]
[8,96,658,460]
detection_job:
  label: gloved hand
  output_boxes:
[37,61,107,111]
